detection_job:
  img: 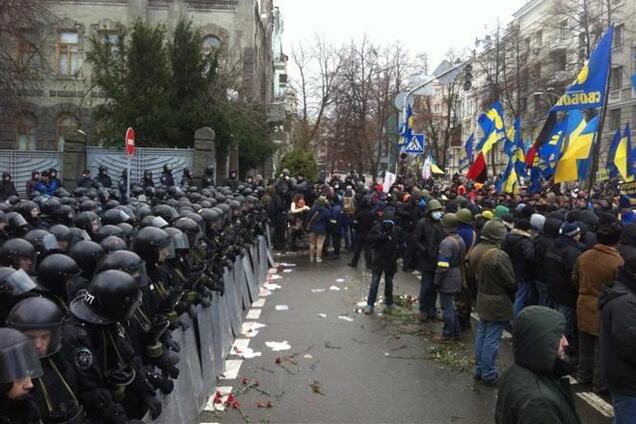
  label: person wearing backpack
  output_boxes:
[306,196,331,262]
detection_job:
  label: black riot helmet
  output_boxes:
[49,225,73,252]
[0,327,43,383]
[100,236,127,253]
[102,208,131,226]
[152,204,179,224]
[7,297,64,358]
[58,204,75,226]
[23,229,60,262]
[79,200,96,213]
[95,225,123,243]
[0,239,36,273]
[70,270,141,325]
[204,165,214,176]
[98,165,108,175]
[163,163,172,174]
[6,212,29,238]
[174,217,201,246]
[163,227,189,252]
[144,170,152,180]
[16,200,40,223]
[133,226,173,264]
[96,250,147,288]
[74,211,101,237]
[69,240,105,279]
[41,198,62,218]
[116,223,135,245]
[69,227,91,244]
[36,253,80,294]
[0,267,37,298]
[199,208,220,225]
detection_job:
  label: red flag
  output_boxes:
[466,152,488,182]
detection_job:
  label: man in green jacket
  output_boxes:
[495,306,581,424]
[467,219,515,385]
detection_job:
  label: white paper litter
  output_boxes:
[311,288,326,293]
[269,274,283,281]
[275,305,289,311]
[357,301,367,307]
[230,345,262,359]
[336,278,345,283]
[280,263,297,267]
[264,283,282,290]
[338,315,354,322]
[204,386,233,411]
[241,322,266,337]
[259,288,272,297]
[317,313,327,318]
[265,341,291,351]
[329,285,341,291]
[282,269,293,273]
[304,354,313,359]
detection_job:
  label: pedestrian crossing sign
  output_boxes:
[404,134,425,154]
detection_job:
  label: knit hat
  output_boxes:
[530,213,546,232]
[494,205,510,218]
[481,210,494,221]
[560,222,581,238]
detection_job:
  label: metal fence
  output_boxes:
[0,150,64,196]
[86,146,193,187]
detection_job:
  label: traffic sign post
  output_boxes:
[404,134,425,154]
[125,127,135,201]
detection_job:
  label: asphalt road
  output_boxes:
[200,252,613,424]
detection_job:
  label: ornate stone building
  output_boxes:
[0,0,275,154]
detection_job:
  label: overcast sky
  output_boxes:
[276,0,528,76]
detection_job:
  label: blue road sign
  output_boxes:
[404,134,425,154]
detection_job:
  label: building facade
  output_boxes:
[454,0,636,180]
[1,0,275,156]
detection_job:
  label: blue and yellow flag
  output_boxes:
[552,25,613,111]
[509,117,527,178]
[539,116,567,178]
[554,113,599,183]
[464,133,475,162]
[608,123,634,181]
[399,104,414,146]
[467,100,505,182]
[496,158,518,194]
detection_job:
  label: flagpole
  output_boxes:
[588,25,614,192]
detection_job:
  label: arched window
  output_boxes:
[202,35,221,56]
[56,113,79,151]
[16,114,37,151]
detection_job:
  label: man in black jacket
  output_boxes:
[502,216,536,317]
[364,219,404,314]
[413,199,444,321]
[348,196,375,269]
[545,222,584,353]
[599,255,636,423]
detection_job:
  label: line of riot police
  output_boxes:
[0,175,268,424]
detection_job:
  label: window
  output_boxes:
[57,31,79,75]
[552,51,566,71]
[56,113,79,151]
[532,63,542,80]
[524,37,530,52]
[609,108,621,131]
[99,31,120,55]
[560,20,569,37]
[433,103,441,113]
[16,114,36,151]
[610,66,623,90]
[279,73,287,83]
[534,30,543,47]
[614,24,624,48]
[201,35,221,56]
[16,31,35,68]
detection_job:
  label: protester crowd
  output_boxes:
[2,161,636,423]
[0,165,268,423]
[263,169,635,424]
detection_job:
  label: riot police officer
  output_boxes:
[140,171,154,189]
[7,297,86,423]
[63,270,156,423]
[201,165,215,188]
[34,253,81,312]
[159,164,174,187]
[0,327,43,423]
[96,166,112,189]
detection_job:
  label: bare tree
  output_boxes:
[289,35,344,149]
[0,0,52,120]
